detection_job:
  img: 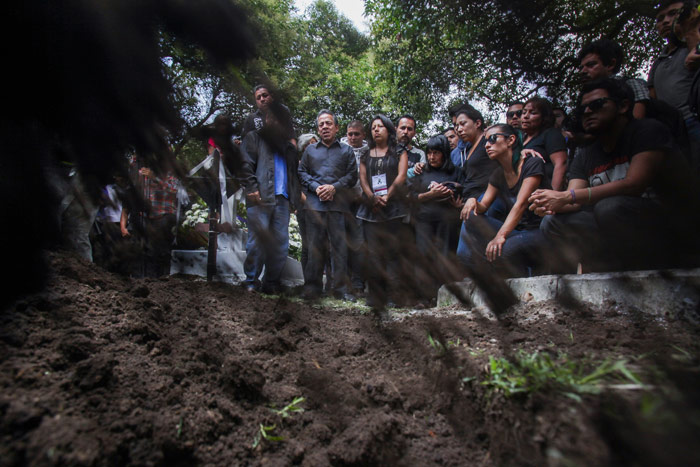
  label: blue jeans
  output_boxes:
[244,196,290,287]
[460,214,544,277]
[456,194,506,268]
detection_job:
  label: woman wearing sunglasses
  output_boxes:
[459,124,549,277]
[356,114,409,309]
[409,134,463,303]
[521,97,568,191]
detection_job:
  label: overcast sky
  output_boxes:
[294,0,369,34]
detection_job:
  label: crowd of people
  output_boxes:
[75,1,700,311]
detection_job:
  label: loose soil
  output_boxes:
[2,252,699,466]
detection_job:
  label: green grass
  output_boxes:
[252,424,284,449]
[481,350,643,401]
[253,397,306,449]
[427,331,446,356]
[270,396,305,418]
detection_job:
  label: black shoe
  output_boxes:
[386,300,397,309]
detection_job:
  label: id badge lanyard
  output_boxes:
[371,157,388,196]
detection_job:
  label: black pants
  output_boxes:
[140,214,176,278]
[414,217,461,299]
[304,210,347,295]
[541,195,682,272]
[363,219,408,306]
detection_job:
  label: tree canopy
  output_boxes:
[161,0,668,164]
[365,0,663,120]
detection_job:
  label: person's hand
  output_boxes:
[120,225,131,237]
[521,149,544,161]
[485,235,506,262]
[528,189,571,215]
[429,183,452,200]
[460,197,478,221]
[300,192,307,203]
[139,167,154,178]
[530,204,549,217]
[413,162,425,175]
[449,195,464,209]
[686,48,700,71]
[316,184,336,201]
[246,191,262,205]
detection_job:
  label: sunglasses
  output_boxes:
[485,133,510,144]
[506,110,523,119]
[576,97,615,116]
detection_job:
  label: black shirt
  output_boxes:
[356,145,408,222]
[488,157,546,230]
[568,119,676,198]
[409,160,461,223]
[460,137,500,200]
[523,127,567,182]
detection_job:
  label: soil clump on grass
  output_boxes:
[1,252,699,465]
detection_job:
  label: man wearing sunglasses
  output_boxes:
[528,78,692,272]
[505,102,524,129]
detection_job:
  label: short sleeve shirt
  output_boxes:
[649,46,694,119]
[460,137,499,200]
[523,127,567,181]
[488,157,546,230]
[568,119,676,198]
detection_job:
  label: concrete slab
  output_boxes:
[437,269,700,321]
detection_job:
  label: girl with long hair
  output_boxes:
[459,124,549,277]
[356,114,409,309]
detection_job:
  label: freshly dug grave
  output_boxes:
[1,252,699,466]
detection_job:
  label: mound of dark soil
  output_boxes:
[1,252,699,466]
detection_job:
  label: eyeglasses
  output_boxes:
[576,97,615,116]
[485,133,509,144]
[506,110,522,119]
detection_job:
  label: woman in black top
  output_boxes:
[453,106,503,270]
[521,97,568,191]
[409,134,463,302]
[357,114,408,309]
[459,124,548,277]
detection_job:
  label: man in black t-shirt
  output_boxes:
[528,78,696,272]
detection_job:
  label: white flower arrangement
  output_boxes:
[182,199,209,229]
[288,213,302,261]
